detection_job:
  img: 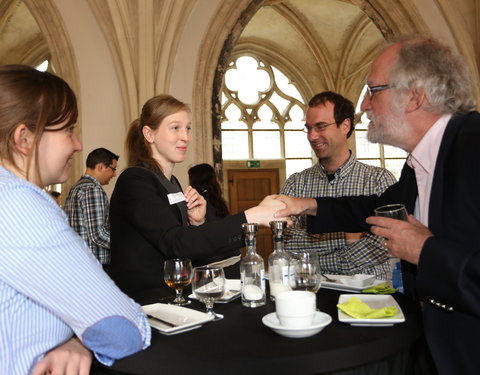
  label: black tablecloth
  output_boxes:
[95,287,434,375]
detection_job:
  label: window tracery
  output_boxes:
[221,55,312,177]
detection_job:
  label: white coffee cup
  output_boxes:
[275,290,316,328]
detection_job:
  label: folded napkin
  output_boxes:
[362,283,396,294]
[337,296,398,319]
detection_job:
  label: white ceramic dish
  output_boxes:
[337,294,405,326]
[322,274,385,293]
[339,274,376,288]
[142,303,214,335]
[262,311,332,338]
[189,279,241,303]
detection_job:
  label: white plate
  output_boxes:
[337,294,405,326]
[189,279,241,303]
[142,303,214,335]
[262,311,332,338]
[322,274,385,293]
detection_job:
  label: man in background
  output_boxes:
[64,147,119,270]
[280,91,396,280]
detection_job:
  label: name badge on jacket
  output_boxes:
[167,192,185,205]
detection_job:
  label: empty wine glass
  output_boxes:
[192,266,225,320]
[288,250,322,293]
[164,258,193,305]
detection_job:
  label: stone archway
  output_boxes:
[24,0,83,187]
[192,0,263,173]
[193,0,432,179]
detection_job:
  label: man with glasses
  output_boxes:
[64,148,119,270]
[280,91,396,279]
[276,38,479,374]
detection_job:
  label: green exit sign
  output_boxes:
[247,160,260,168]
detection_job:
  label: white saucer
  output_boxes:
[262,311,332,338]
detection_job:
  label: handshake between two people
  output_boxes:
[244,195,317,227]
[183,184,316,228]
[248,195,432,265]
[262,195,432,265]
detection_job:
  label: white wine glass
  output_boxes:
[288,250,322,293]
[192,266,225,320]
[164,258,193,305]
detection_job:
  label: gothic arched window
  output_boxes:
[220,55,312,178]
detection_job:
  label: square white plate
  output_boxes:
[322,274,385,293]
[142,303,214,335]
[189,279,241,303]
[337,294,405,326]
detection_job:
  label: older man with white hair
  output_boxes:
[276,37,480,374]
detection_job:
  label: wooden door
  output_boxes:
[227,169,279,267]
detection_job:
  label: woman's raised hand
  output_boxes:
[184,186,206,226]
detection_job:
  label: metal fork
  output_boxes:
[322,274,337,282]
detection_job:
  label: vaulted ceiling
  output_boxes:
[0,0,387,104]
[235,0,385,103]
[1,0,478,110]
[0,0,48,67]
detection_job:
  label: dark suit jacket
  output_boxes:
[109,167,245,295]
[306,112,480,374]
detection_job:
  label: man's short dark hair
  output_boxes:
[86,148,119,169]
[308,91,355,138]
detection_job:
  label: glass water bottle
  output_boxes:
[268,220,291,301]
[240,223,266,307]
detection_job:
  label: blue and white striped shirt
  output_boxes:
[0,167,151,374]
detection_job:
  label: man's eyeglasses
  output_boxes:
[108,166,117,172]
[303,121,337,133]
[366,84,393,97]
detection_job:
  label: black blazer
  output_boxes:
[109,167,245,295]
[307,112,480,374]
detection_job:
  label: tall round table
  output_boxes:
[96,287,431,375]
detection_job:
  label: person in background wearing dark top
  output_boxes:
[275,37,479,374]
[188,163,240,277]
[188,163,229,222]
[48,190,62,206]
[109,94,288,297]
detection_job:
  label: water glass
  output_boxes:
[374,204,408,220]
[288,250,322,293]
[192,266,225,320]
